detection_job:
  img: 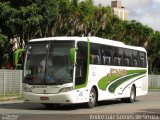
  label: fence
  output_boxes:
[0,69,22,96]
[0,69,160,96]
[148,74,160,89]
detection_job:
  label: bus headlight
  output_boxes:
[23,86,32,92]
[59,87,73,93]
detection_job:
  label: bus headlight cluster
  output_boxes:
[59,87,73,93]
[23,86,32,92]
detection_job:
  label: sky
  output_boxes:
[93,0,160,31]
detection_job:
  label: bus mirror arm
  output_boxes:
[70,48,78,65]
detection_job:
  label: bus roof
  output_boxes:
[29,36,146,52]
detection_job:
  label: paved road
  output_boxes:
[0,90,160,120]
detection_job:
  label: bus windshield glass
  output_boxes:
[24,41,75,85]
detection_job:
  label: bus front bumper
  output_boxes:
[23,91,79,104]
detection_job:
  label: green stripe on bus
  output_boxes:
[108,71,146,93]
[98,70,147,91]
[75,38,90,89]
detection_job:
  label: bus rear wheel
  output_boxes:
[87,88,97,108]
[129,86,136,103]
[121,86,136,103]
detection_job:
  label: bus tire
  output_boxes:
[121,86,136,103]
[87,88,97,108]
[127,86,136,103]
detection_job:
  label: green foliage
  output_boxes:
[0,30,7,47]
[0,30,8,68]
[37,0,59,37]
[147,31,160,74]
[0,0,160,73]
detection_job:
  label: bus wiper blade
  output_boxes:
[45,81,64,85]
[56,80,71,85]
[55,82,65,85]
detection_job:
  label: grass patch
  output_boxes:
[0,93,23,101]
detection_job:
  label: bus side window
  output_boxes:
[90,43,101,65]
[139,52,146,67]
[102,45,113,65]
[133,59,138,67]
[132,51,138,67]
[103,56,111,65]
[114,57,121,66]
[90,55,101,64]
[124,48,132,67]
[124,58,129,66]
[113,47,123,66]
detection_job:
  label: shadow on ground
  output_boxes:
[0,99,140,111]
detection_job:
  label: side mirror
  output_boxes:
[70,48,78,65]
[13,49,25,69]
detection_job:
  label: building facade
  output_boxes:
[111,0,129,21]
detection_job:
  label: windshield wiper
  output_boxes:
[48,80,71,85]
[24,75,44,85]
[57,80,71,84]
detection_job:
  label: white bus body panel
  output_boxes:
[23,83,90,104]
[87,65,148,101]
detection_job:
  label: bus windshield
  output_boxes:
[24,41,75,85]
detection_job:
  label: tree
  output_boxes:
[0,30,8,68]
[105,15,126,41]
[0,0,160,73]
[0,1,43,47]
[37,0,59,37]
[148,31,160,74]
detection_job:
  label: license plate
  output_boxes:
[40,97,49,100]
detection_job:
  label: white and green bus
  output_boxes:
[23,37,148,108]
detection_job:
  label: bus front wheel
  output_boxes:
[87,88,97,108]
